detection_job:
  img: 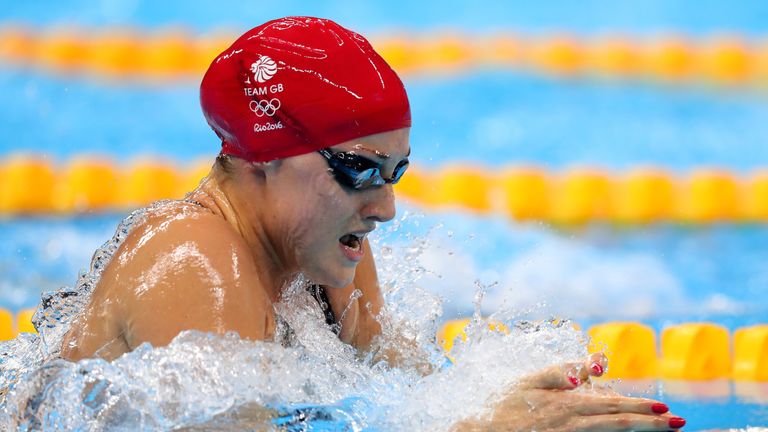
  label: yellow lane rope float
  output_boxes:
[6,308,766,382]
[441,319,768,381]
[399,165,768,224]
[1,24,768,84]
[2,156,768,224]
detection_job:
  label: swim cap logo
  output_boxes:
[249,98,281,117]
[253,121,284,133]
[250,56,277,83]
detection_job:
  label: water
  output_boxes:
[5,70,768,170]
[1,0,768,429]
[0,207,765,429]
[1,207,768,429]
[6,0,768,35]
[0,206,593,430]
[0,326,586,430]
[6,207,768,326]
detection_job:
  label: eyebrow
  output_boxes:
[356,146,411,160]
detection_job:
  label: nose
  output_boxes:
[360,184,397,223]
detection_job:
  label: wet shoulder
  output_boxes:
[119,201,250,266]
[100,201,261,295]
[100,201,275,344]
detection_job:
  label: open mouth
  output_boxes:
[339,232,367,251]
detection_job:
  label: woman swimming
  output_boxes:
[59,16,685,431]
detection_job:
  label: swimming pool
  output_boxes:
[2,0,768,429]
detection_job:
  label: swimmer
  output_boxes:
[60,17,685,431]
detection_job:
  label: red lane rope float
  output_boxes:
[2,24,768,85]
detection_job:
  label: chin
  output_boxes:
[301,248,358,288]
[326,272,355,289]
[314,265,355,289]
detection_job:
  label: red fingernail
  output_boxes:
[651,403,669,414]
[568,376,581,387]
[590,363,604,376]
[669,417,686,428]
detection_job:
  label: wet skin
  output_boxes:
[60,129,409,360]
[60,128,683,431]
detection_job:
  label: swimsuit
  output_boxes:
[308,284,337,329]
[274,285,339,348]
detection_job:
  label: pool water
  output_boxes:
[1,0,768,430]
[0,210,765,429]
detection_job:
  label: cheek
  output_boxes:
[304,173,356,218]
[288,206,337,274]
[313,171,343,199]
[286,182,350,247]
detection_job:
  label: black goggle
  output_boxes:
[317,148,409,190]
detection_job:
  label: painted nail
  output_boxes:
[568,376,581,387]
[651,402,669,414]
[590,362,604,376]
[669,417,686,428]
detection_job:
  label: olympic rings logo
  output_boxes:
[249,98,281,117]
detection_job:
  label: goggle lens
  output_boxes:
[319,149,409,191]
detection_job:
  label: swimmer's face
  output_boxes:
[263,128,410,287]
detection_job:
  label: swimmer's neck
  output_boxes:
[184,163,293,302]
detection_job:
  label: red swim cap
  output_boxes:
[200,17,411,162]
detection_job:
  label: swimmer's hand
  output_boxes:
[452,353,686,432]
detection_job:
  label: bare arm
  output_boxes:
[63,211,276,360]
[325,239,433,372]
[325,239,384,349]
[121,213,276,350]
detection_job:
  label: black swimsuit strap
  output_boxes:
[308,284,339,333]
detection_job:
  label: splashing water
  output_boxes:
[0,205,606,430]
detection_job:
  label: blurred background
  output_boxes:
[2,1,768,428]
[3,0,768,323]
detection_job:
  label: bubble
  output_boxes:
[0,203,591,430]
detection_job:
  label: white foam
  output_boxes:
[0,209,760,430]
[0,208,591,430]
